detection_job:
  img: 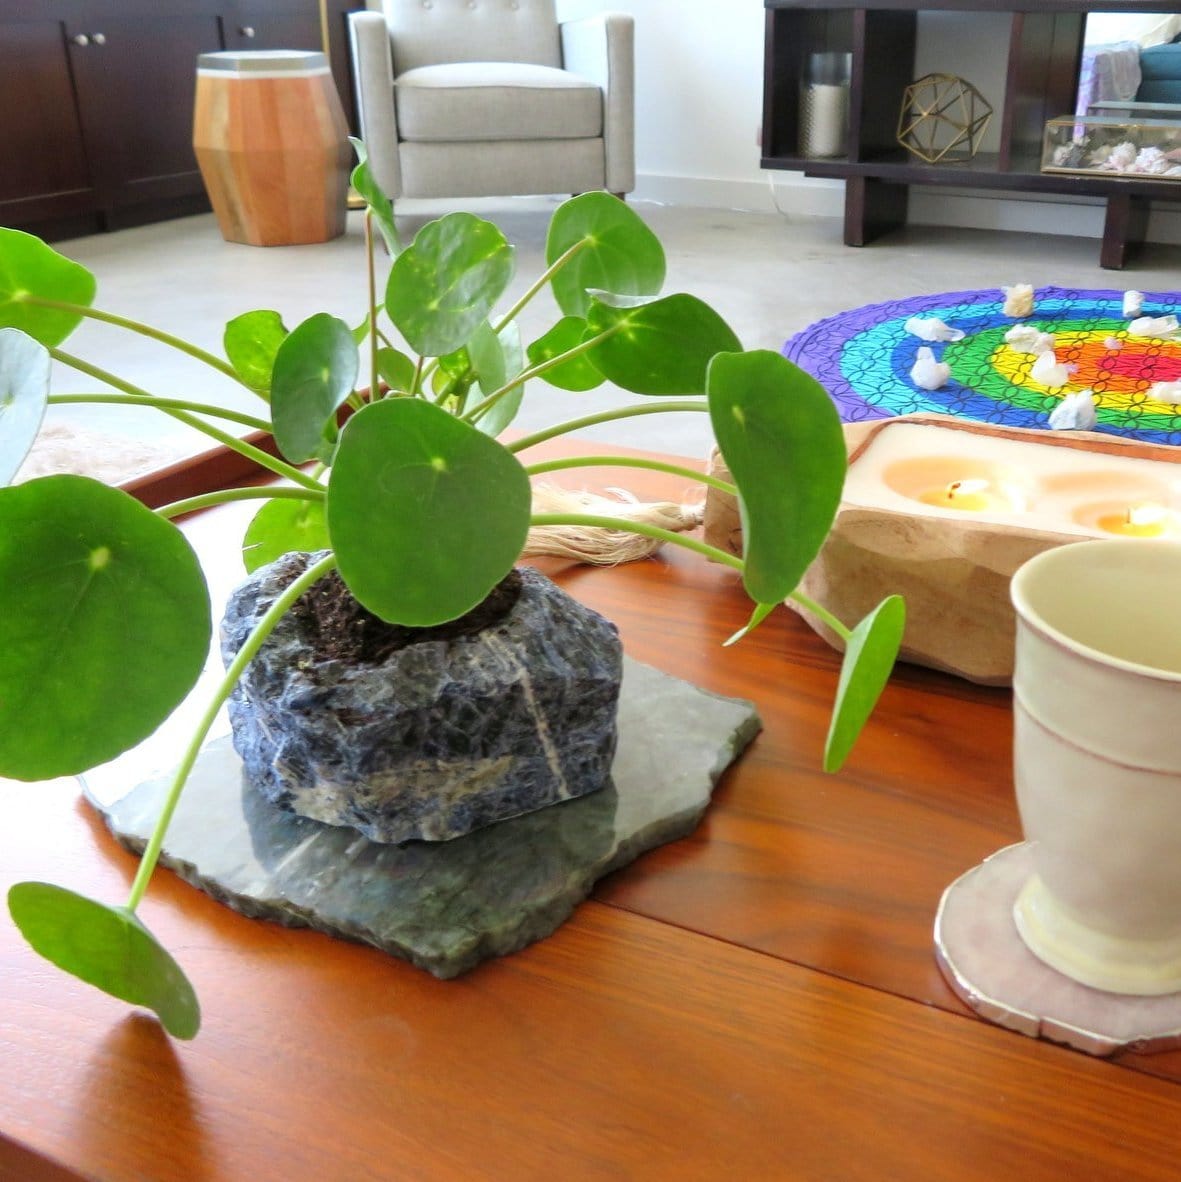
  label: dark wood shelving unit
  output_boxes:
[763,0,1181,268]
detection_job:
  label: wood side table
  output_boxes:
[193,49,349,247]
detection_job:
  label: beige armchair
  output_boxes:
[348,0,635,206]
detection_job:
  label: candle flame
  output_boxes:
[1127,502,1167,528]
[946,478,988,500]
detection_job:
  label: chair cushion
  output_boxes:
[396,62,602,142]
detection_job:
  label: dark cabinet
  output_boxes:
[0,17,97,228]
[763,0,1181,269]
[66,8,226,224]
[0,0,359,239]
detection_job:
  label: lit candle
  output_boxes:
[1096,502,1174,538]
[917,478,1025,513]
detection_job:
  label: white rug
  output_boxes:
[15,424,187,486]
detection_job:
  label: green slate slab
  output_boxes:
[85,657,760,979]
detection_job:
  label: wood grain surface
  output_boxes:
[4,442,1181,1180]
[193,66,348,246]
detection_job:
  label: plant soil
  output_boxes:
[288,566,523,666]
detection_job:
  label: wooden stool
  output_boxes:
[193,50,349,247]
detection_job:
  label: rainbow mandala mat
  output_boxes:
[784,286,1181,445]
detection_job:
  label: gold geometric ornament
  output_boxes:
[897,73,993,164]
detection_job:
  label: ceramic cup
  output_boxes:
[1010,538,1181,994]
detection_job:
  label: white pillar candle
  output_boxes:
[800,83,847,158]
[842,420,1181,539]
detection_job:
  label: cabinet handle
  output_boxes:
[240,26,256,38]
[72,33,90,46]
[91,32,106,46]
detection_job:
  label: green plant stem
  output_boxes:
[50,347,324,493]
[525,454,736,495]
[464,326,619,425]
[530,512,743,570]
[25,296,245,385]
[433,372,460,406]
[365,209,379,402]
[492,238,589,334]
[124,552,338,914]
[532,512,853,637]
[790,589,852,641]
[156,485,325,520]
[48,393,270,433]
[506,400,709,454]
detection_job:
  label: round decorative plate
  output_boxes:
[785,286,1181,445]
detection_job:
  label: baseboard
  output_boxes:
[633,170,1181,245]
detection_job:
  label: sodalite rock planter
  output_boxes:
[220,553,622,843]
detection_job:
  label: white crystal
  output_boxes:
[1005,324,1055,355]
[1048,389,1098,431]
[910,346,951,390]
[904,316,965,343]
[1030,351,1074,389]
[1128,315,1180,338]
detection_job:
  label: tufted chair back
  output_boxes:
[381,0,562,76]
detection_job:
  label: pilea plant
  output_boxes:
[0,157,904,1038]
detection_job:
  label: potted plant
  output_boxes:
[0,155,904,1038]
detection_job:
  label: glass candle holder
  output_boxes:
[799,52,851,159]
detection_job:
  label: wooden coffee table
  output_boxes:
[4,444,1181,1180]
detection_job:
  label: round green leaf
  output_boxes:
[0,328,50,486]
[466,320,506,396]
[471,322,526,437]
[0,475,211,779]
[224,309,288,397]
[545,193,666,318]
[586,293,741,395]
[526,316,604,391]
[270,313,358,464]
[0,228,96,347]
[385,213,514,357]
[824,596,906,772]
[242,497,330,573]
[9,882,200,1039]
[707,350,845,605]
[327,399,531,626]
[376,346,417,394]
[349,137,401,257]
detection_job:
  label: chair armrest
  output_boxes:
[560,13,635,194]
[348,11,403,199]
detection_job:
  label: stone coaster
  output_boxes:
[935,842,1181,1056]
[86,657,760,979]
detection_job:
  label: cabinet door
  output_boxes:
[227,0,322,51]
[0,19,96,227]
[66,12,226,217]
[227,1,359,130]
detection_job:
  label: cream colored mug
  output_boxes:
[1010,538,1181,995]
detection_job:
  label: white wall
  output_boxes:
[557,0,768,209]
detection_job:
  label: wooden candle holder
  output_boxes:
[704,413,1181,686]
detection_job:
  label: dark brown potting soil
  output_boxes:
[289,567,524,665]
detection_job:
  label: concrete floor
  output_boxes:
[22,197,1181,481]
